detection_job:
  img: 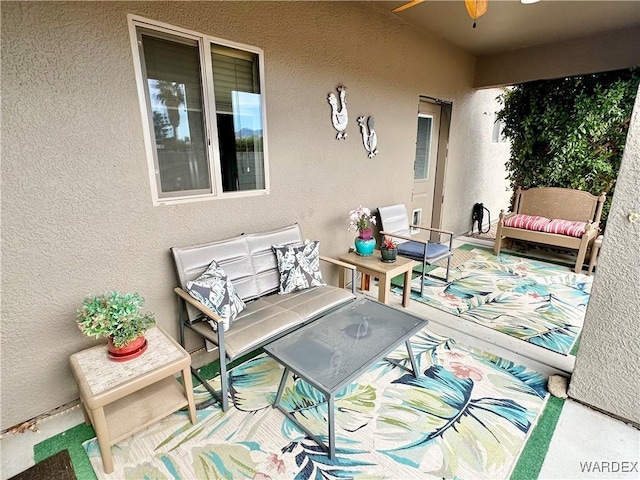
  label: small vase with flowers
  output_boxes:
[347,205,377,256]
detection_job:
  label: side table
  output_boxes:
[587,234,603,275]
[338,250,418,307]
[70,326,197,474]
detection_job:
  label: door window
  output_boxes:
[414,114,433,180]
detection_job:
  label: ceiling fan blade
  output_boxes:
[465,0,488,20]
[392,0,426,13]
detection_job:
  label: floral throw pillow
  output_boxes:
[273,240,326,294]
[186,259,245,332]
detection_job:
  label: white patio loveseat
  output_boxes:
[171,224,357,411]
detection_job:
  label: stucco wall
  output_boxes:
[568,88,640,425]
[442,87,512,230]
[1,1,511,430]
[474,26,640,88]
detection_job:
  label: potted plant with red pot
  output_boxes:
[76,292,156,361]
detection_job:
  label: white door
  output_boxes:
[412,100,441,230]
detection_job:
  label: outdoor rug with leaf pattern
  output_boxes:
[84,328,548,480]
[392,247,591,355]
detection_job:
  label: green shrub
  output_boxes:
[497,68,639,227]
[76,292,156,347]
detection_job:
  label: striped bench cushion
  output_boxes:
[503,214,551,231]
[543,219,587,238]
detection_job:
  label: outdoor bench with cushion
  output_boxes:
[171,224,357,411]
[494,186,606,273]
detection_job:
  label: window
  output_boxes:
[129,16,269,204]
[414,114,433,180]
[492,116,507,143]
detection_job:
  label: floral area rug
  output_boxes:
[392,248,591,355]
[84,328,547,480]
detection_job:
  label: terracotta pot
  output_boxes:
[107,335,147,361]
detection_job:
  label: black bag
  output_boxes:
[472,203,491,234]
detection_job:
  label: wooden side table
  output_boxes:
[338,250,418,307]
[70,327,197,474]
[587,234,603,275]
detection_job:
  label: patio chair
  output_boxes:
[378,204,453,296]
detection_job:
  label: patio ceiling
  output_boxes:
[374,0,640,56]
[370,0,640,87]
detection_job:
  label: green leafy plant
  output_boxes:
[496,68,639,229]
[76,292,156,348]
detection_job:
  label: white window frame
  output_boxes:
[127,14,270,205]
[492,115,507,143]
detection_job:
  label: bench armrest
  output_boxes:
[320,255,357,294]
[174,287,224,325]
[583,222,599,238]
[320,255,357,271]
[498,211,518,225]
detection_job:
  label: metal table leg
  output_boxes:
[272,367,336,459]
[274,367,290,406]
[273,386,334,459]
[327,394,336,459]
[406,339,420,378]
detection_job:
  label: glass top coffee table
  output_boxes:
[264,297,427,459]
